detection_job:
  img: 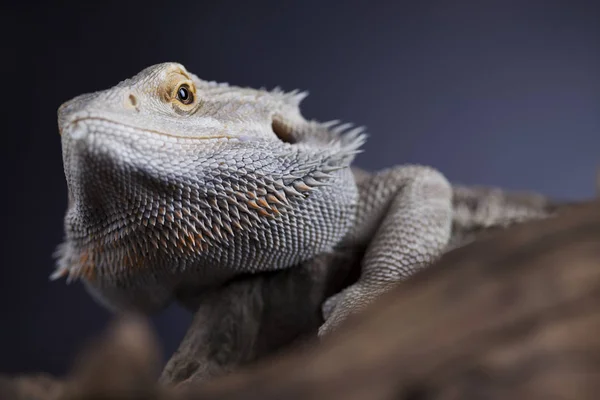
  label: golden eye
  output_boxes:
[158,68,198,112]
[176,84,194,105]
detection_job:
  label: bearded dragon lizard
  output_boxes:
[54,62,560,337]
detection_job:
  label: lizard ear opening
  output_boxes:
[271,119,297,144]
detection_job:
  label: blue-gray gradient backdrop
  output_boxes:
[1,1,598,375]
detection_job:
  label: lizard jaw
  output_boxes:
[61,114,240,142]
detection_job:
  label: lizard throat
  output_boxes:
[55,121,360,285]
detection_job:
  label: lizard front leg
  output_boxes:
[319,165,453,336]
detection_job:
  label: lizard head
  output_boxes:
[58,62,363,147]
[55,62,365,311]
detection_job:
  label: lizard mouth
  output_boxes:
[61,116,239,141]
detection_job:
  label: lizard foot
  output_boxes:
[321,291,343,322]
[318,282,392,337]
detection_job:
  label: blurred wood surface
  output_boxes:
[189,200,600,400]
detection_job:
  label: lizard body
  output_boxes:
[54,63,558,337]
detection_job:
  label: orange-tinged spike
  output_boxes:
[222,223,234,235]
[234,191,246,201]
[52,267,68,280]
[257,197,272,210]
[150,237,160,249]
[257,208,271,217]
[273,189,289,205]
[79,251,90,266]
[213,225,222,239]
[266,194,285,206]
[187,231,196,247]
[247,200,261,210]
[83,264,97,281]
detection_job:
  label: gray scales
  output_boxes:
[54,63,561,342]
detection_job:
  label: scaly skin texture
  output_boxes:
[55,62,557,337]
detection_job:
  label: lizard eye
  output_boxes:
[176,84,194,105]
[159,69,199,112]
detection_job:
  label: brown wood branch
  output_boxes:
[160,248,362,385]
[183,200,600,400]
[0,316,165,400]
[160,197,587,387]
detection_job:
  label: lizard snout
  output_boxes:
[58,91,100,135]
[60,116,91,141]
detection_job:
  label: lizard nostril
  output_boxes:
[124,93,140,111]
[128,94,138,107]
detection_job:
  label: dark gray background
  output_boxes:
[1,1,598,375]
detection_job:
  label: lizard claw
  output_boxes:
[319,282,396,337]
[318,284,372,337]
